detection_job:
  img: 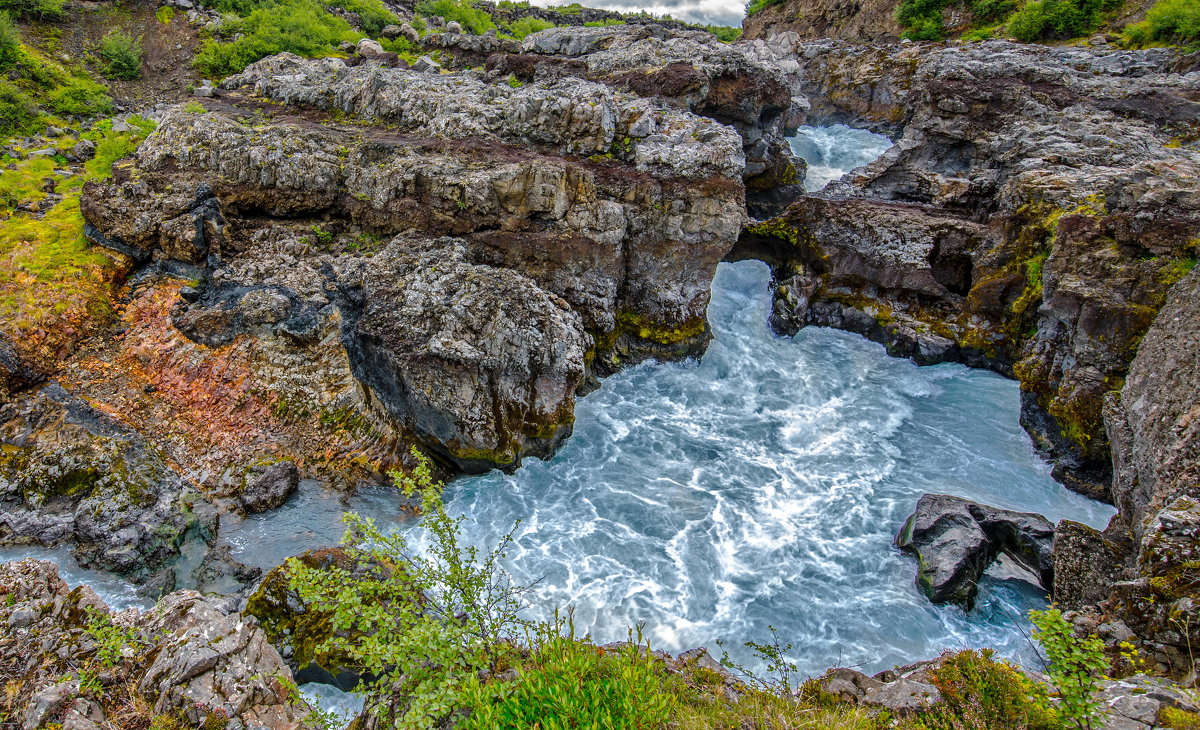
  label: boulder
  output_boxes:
[71,138,96,160]
[445,19,463,34]
[240,459,300,513]
[356,38,386,58]
[896,494,1055,609]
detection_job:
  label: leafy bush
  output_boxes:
[327,0,397,35]
[503,16,554,38]
[194,0,359,77]
[156,5,175,23]
[1031,608,1108,730]
[0,0,63,19]
[896,0,949,39]
[1006,0,1119,40]
[0,12,19,70]
[414,0,496,34]
[46,76,113,117]
[99,29,143,80]
[915,649,1062,729]
[971,0,1018,22]
[1123,0,1200,45]
[0,81,33,137]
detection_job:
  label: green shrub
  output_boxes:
[414,0,496,34]
[193,0,359,77]
[0,12,19,70]
[46,76,113,117]
[503,15,554,38]
[0,0,63,19]
[327,0,397,35]
[896,0,949,39]
[99,29,143,80]
[1031,608,1108,730]
[0,81,33,137]
[156,5,175,23]
[1123,0,1200,45]
[970,0,1018,22]
[582,18,625,26]
[1006,0,1119,40]
[915,649,1063,729]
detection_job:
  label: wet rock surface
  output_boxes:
[741,38,1200,500]
[896,493,1055,609]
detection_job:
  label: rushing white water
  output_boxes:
[0,545,152,611]
[789,124,893,192]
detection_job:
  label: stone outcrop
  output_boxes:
[896,493,1055,609]
[427,24,808,216]
[1054,269,1200,680]
[739,39,1200,499]
[743,0,903,43]
[80,52,746,473]
[0,384,210,582]
[0,559,314,728]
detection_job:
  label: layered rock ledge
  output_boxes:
[738,38,1200,500]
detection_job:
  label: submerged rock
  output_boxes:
[896,493,1054,609]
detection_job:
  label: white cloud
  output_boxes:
[530,0,746,27]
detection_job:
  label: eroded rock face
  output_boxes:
[0,559,313,728]
[80,54,747,473]
[742,40,1200,498]
[1059,269,1200,679]
[896,493,1054,609]
[427,24,808,215]
[0,384,209,582]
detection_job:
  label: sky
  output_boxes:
[529,0,747,28]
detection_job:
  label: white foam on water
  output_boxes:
[788,124,894,192]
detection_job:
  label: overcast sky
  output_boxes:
[531,0,747,28]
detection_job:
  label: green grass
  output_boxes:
[746,0,786,15]
[501,15,554,38]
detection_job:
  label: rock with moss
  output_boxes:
[81,58,747,472]
[896,493,1055,609]
[740,40,1200,498]
[0,559,316,728]
[0,384,211,582]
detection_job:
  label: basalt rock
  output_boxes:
[1059,269,1200,680]
[740,40,1200,499]
[0,384,211,582]
[0,559,315,728]
[81,55,746,472]
[428,25,808,216]
[896,493,1055,609]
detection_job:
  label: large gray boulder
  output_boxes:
[896,493,1055,609]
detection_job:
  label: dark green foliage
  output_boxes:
[970,0,1017,22]
[98,30,143,80]
[1123,0,1200,45]
[0,12,19,70]
[193,0,359,77]
[0,80,33,137]
[0,0,63,20]
[1006,0,1119,40]
[896,0,949,39]
[414,0,496,34]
